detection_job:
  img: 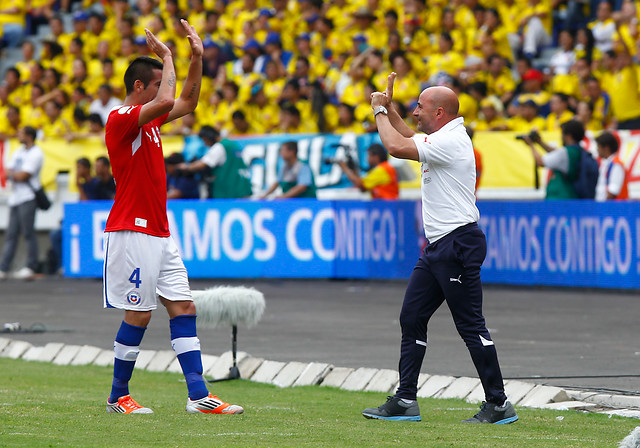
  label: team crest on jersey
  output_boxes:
[126,290,142,305]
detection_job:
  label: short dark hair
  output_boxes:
[282,103,300,118]
[73,106,86,121]
[124,56,163,95]
[284,78,300,91]
[23,126,37,141]
[6,67,19,79]
[368,143,388,161]
[232,110,246,121]
[198,125,220,144]
[96,156,110,168]
[384,9,398,20]
[560,120,585,143]
[281,140,298,154]
[87,113,103,127]
[469,81,487,97]
[595,131,619,154]
[165,152,184,165]
[46,67,61,85]
[77,157,91,168]
[339,102,355,119]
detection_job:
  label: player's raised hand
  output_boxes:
[181,19,203,57]
[145,28,172,59]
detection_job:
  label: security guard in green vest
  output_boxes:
[178,126,252,198]
[261,140,317,199]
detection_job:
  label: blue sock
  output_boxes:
[109,321,146,403]
[170,315,208,400]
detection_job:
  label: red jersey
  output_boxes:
[104,105,170,237]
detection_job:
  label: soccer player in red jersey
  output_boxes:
[103,20,243,415]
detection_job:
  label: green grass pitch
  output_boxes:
[0,358,636,447]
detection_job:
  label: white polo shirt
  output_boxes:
[411,117,479,242]
[6,144,44,207]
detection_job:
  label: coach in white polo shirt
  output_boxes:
[361,74,518,425]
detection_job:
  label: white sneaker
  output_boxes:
[0,270,7,280]
[106,395,153,414]
[186,393,244,414]
[13,267,35,280]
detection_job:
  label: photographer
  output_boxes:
[337,143,399,200]
[521,120,585,199]
[177,126,252,199]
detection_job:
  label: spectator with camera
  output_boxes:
[176,125,252,199]
[337,143,399,200]
[521,120,586,199]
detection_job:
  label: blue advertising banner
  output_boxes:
[478,201,640,289]
[63,199,640,289]
[63,200,421,279]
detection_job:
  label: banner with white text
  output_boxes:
[478,201,640,288]
[63,199,640,288]
[62,200,421,279]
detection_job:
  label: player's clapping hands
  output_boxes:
[180,19,203,58]
[145,28,172,59]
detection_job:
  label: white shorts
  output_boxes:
[103,231,192,311]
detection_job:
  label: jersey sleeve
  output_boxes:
[106,105,142,142]
[201,143,226,167]
[542,147,569,174]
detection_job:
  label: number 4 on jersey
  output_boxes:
[129,267,142,288]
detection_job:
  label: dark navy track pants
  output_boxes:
[395,223,507,404]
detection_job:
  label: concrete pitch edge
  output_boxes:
[1,338,635,416]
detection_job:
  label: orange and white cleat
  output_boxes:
[186,393,244,414]
[106,395,153,414]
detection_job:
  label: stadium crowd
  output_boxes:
[1,0,640,143]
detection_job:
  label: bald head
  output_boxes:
[414,86,460,134]
[423,86,459,116]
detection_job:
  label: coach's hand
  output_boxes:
[370,72,395,109]
[181,19,203,58]
[384,72,396,104]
